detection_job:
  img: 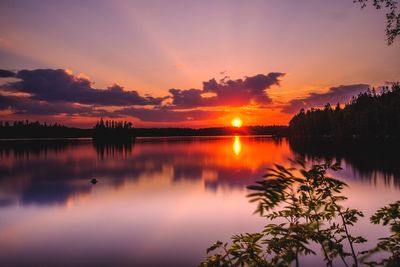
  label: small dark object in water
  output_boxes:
[91,178,97,184]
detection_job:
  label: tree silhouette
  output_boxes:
[92,119,135,142]
[0,120,91,138]
[289,83,400,138]
[354,0,400,44]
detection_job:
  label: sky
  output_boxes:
[0,0,399,128]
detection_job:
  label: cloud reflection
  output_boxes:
[0,137,398,207]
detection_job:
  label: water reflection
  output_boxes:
[0,137,398,266]
[0,137,399,207]
[232,136,242,156]
[0,139,87,159]
[0,137,291,207]
[93,139,135,159]
[288,138,400,187]
[0,137,399,208]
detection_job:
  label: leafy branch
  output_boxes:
[354,0,400,44]
[200,161,399,267]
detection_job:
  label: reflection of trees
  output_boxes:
[0,138,279,206]
[288,138,400,187]
[2,136,398,208]
[0,139,86,159]
[92,139,135,159]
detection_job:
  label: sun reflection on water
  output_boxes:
[233,136,242,156]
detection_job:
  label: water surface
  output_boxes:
[0,136,398,266]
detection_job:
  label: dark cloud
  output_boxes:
[0,94,93,115]
[117,107,225,122]
[0,69,16,78]
[4,69,164,106]
[0,68,283,122]
[0,68,373,124]
[169,73,285,108]
[282,84,369,114]
[0,94,15,110]
[169,88,204,108]
[0,85,221,122]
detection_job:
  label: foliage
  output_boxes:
[94,118,133,130]
[200,162,367,266]
[93,119,135,142]
[354,0,400,44]
[361,201,400,266]
[199,162,400,267]
[289,84,400,138]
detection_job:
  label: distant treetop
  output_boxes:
[94,119,133,130]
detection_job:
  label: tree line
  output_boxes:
[94,118,133,130]
[92,119,135,142]
[0,120,91,138]
[0,119,287,139]
[289,83,400,138]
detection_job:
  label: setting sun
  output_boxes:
[231,118,243,128]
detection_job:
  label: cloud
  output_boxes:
[1,68,373,125]
[0,68,283,123]
[117,107,225,122]
[168,88,205,108]
[169,73,285,108]
[3,69,165,106]
[0,69,15,78]
[0,94,96,116]
[0,92,225,121]
[282,84,369,114]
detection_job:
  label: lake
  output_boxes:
[0,136,399,266]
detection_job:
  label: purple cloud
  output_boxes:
[169,73,285,108]
[0,69,15,78]
[1,68,373,124]
[0,94,93,115]
[3,69,165,106]
[282,84,370,114]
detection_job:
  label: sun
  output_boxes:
[231,118,243,128]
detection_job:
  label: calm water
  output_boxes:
[0,136,399,267]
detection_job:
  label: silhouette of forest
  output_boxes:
[2,83,400,140]
[289,83,400,138]
[92,118,135,142]
[0,119,287,139]
[0,120,91,139]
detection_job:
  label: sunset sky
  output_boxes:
[0,0,399,128]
